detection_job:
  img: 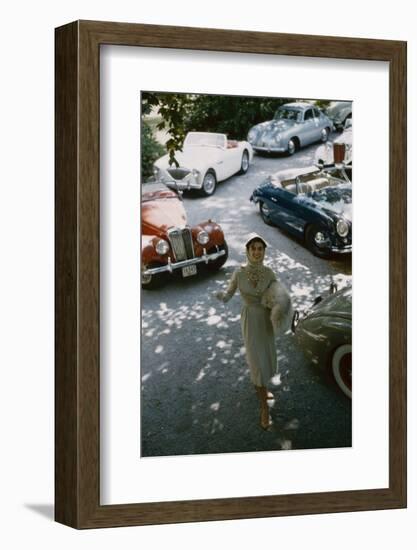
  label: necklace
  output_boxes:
[244,263,266,289]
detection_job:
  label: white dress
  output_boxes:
[222,265,277,386]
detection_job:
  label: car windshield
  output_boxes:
[273,108,302,122]
[185,133,224,148]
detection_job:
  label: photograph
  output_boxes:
[140,92,353,457]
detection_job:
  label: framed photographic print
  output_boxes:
[55,20,406,528]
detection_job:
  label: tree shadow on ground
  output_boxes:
[141,247,352,458]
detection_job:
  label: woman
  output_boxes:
[215,233,278,429]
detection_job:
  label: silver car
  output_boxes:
[247,102,333,156]
[325,101,352,131]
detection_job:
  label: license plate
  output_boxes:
[182,265,197,278]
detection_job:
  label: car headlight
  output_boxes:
[336,219,349,237]
[155,239,170,255]
[247,129,257,142]
[197,230,210,245]
[275,133,282,144]
[192,168,200,178]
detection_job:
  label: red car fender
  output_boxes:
[141,234,171,266]
[193,220,226,250]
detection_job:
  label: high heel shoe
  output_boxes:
[260,406,272,430]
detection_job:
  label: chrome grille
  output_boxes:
[167,228,195,261]
[167,168,191,180]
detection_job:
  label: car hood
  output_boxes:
[308,286,352,320]
[326,102,350,116]
[311,184,352,221]
[254,119,296,134]
[155,146,220,170]
[142,186,187,236]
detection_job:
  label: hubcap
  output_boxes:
[332,345,352,398]
[142,270,152,285]
[203,173,215,194]
[261,203,270,218]
[321,128,328,142]
[314,231,327,245]
[288,140,295,154]
[242,153,249,171]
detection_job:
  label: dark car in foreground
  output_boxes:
[141,183,228,289]
[292,285,352,398]
[250,166,352,258]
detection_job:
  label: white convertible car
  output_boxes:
[152,132,254,196]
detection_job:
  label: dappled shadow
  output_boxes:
[141,247,351,457]
[141,141,351,457]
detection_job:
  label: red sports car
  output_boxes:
[141,183,228,289]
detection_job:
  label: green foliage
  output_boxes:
[183,95,291,140]
[142,92,192,165]
[314,99,331,110]
[142,92,292,162]
[141,121,165,181]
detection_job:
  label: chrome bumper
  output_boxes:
[163,176,201,191]
[143,248,226,276]
[252,145,286,153]
[331,244,352,254]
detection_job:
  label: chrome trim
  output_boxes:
[143,248,226,276]
[330,245,352,254]
[252,145,286,153]
[167,227,195,261]
[165,178,202,190]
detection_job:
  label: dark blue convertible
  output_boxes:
[250,166,352,258]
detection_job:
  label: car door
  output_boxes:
[220,139,242,179]
[301,108,317,145]
[313,108,326,140]
[267,187,304,237]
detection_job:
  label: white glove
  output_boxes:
[214,291,226,302]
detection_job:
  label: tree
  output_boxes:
[142,92,192,167]
[141,121,165,180]
[183,95,291,139]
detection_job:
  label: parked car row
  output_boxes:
[152,102,352,198]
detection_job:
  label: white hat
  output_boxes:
[244,233,269,248]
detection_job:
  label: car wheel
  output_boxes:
[259,201,273,226]
[305,224,332,258]
[206,242,229,271]
[199,170,217,196]
[320,127,330,142]
[331,344,352,398]
[287,138,297,156]
[239,150,250,174]
[141,263,169,290]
